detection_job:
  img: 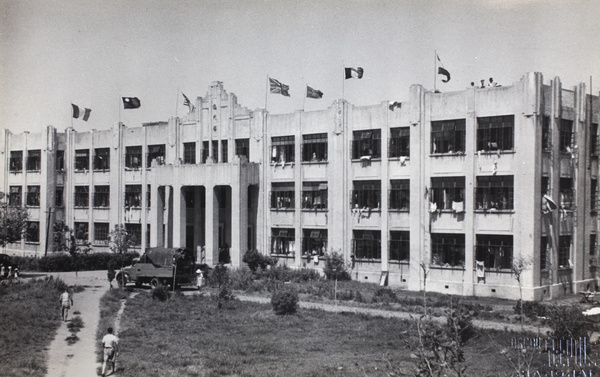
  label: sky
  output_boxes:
[1,0,599,134]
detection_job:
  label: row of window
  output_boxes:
[269,230,552,270]
[8,185,150,209]
[19,221,143,246]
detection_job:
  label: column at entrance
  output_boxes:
[205,185,218,265]
[172,185,185,248]
[231,182,248,267]
[150,185,164,248]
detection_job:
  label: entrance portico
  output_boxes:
[149,157,259,267]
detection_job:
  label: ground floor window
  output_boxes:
[25,221,39,243]
[270,228,295,255]
[353,230,381,260]
[475,234,513,270]
[302,229,327,256]
[431,233,464,267]
[558,235,571,268]
[125,224,141,247]
[389,231,409,262]
[94,223,109,245]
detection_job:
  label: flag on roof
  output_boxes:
[269,78,290,97]
[71,104,91,121]
[182,92,195,112]
[436,54,450,83]
[345,67,364,79]
[122,97,141,109]
[306,86,323,99]
[388,101,401,111]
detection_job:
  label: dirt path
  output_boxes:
[45,271,110,377]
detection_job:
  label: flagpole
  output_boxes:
[265,75,269,112]
[303,85,307,111]
[176,87,179,118]
[342,61,345,101]
[118,96,121,125]
[434,50,437,92]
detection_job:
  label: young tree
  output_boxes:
[0,192,28,247]
[109,225,133,288]
[53,221,70,252]
[511,255,532,329]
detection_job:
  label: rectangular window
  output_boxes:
[271,136,295,163]
[302,229,327,256]
[26,185,40,207]
[430,177,465,211]
[352,130,381,159]
[540,236,549,271]
[26,150,41,171]
[74,222,89,243]
[55,187,64,207]
[431,119,465,154]
[352,230,381,260]
[270,228,295,255]
[25,221,40,243]
[212,140,219,162]
[389,180,410,211]
[125,224,141,246]
[302,133,328,162]
[389,127,410,158]
[270,182,295,210]
[591,234,597,256]
[74,186,90,207]
[75,149,90,171]
[477,115,514,151]
[235,138,249,160]
[541,176,550,196]
[591,123,599,157]
[146,224,151,248]
[94,223,110,245]
[558,235,571,268]
[125,185,142,208]
[183,142,196,164]
[146,144,165,168]
[302,182,328,210]
[56,150,65,171]
[475,234,513,270]
[475,175,514,211]
[9,186,22,207]
[222,140,228,163]
[431,233,465,267]
[93,148,110,171]
[542,116,551,152]
[202,141,209,163]
[94,186,110,208]
[351,180,381,209]
[125,146,142,169]
[559,119,573,152]
[592,179,598,214]
[389,231,410,262]
[9,151,22,172]
[559,178,573,210]
[146,185,151,208]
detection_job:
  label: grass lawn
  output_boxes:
[113,292,559,377]
[0,277,70,377]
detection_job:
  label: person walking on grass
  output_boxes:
[59,289,73,322]
[101,327,119,377]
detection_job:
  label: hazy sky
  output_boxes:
[1,0,599,134]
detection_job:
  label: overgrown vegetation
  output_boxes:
[0,276,74,377]
[96,288,130,364]
[271,289,299,315]
[12,252,139,272]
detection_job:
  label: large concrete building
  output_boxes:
[2,72,599,300]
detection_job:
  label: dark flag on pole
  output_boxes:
[269,78,290,97]
[436,54,451,83]
[182,92,195,112]
[345,67,364,79]
[306,86,323,99]
[72,104,91,121]
[122,97,141,109]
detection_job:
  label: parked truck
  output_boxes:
[116,247,197,289]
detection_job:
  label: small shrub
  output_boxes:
[547,304,591,342]
[229,267,255,290]
[372,287,398,303]
[513,300,548,319]
[271,290,299,315]
[151,285,169,301]
[323,251,351,281]
[243,249,276,272]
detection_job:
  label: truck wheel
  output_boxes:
[117,274,128,288]
[150,278,160,289]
